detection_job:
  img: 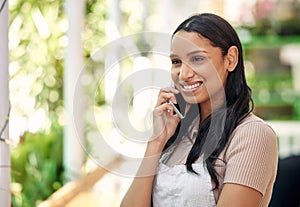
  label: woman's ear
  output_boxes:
[225,46,238,72]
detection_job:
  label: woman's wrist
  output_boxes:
[133,138,165,177]
[146,136,168,155]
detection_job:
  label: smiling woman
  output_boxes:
[121,13,278,207]
[170,31,235,116]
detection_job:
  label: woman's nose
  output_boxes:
[179,63,194,81]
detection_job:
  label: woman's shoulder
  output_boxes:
[217,113,278,204]
[238,112,268,126]
[225,112,278,155]
[235,113,276,136]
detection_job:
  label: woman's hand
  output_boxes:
[151,87,182,145]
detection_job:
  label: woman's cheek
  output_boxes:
[171,70,179,83]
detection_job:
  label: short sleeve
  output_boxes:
[223,121,278,195]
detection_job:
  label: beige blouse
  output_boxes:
[214,113,278,206]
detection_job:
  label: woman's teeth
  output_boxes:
[183,82,201,90]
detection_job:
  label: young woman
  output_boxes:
[121,13,278,207]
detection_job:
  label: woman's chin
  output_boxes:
[182,96,200,104]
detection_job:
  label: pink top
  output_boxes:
[214,113,278,206]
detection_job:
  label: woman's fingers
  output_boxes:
[160,87,180,94]
[151,87,181,142]
[152,102,181,141]
[153,102,174,117]
[156,87,179,106]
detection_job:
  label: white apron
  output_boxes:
[152,116,216,207]
[152,161,216,207]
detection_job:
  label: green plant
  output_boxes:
[11,122,63,207]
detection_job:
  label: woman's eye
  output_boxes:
[171,59,181,65]
[191,56,204,62]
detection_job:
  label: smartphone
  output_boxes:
[168,99,185,119]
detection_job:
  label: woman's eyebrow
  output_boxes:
[187,50,207,56]
[169,53,178,58]
[169,50,207,58]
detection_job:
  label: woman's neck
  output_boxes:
[199,97,226,123]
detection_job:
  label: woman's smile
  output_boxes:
[179,80,203,94]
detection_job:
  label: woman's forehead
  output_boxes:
[171,31,216,56]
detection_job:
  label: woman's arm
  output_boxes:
[120,140,165,207]
[217,183,262,207]
[216,120,278,207]
[120,87,181,207]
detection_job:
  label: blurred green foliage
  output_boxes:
[9,0,65,125]
[244,46,300,120]
[245,0,300,36]
[11,122,63,207]
[84,0,107,57]
[9,0,107,206]
[9,1,65,206]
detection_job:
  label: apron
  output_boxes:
[152,161,216,207]
[152,116,216,207]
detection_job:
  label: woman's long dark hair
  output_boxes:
[163,13,254,190]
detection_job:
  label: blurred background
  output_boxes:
[1,0,300,206]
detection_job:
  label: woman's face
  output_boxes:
[170,31,229,110]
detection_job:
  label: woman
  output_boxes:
[121,13,278,207]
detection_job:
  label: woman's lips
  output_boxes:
[180,81,203,93]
